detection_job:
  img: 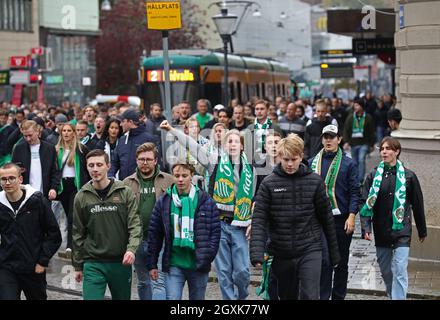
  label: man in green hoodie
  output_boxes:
[72,149,141,300]
[123,142,174,300]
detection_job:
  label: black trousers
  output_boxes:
[320,220,353,300]
[58,177,77,250]
[0,268,47,300]
[271,250,322,300]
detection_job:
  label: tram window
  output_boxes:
[230,82,235,101]
[261,83,266,99]
[277,84,281,96]
[282,84,285,97]
[256,85,260,98]
[204,84,222,106]
[171,83,199,112]
[145,83,164,107]
[237,81,242,103]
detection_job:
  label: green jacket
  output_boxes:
[72,179,141,271]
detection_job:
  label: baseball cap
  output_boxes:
[321,124,340,137]
[121,109,140,123]
[213,104,225,111]
[54,114,68,124]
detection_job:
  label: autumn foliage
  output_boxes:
[96,0,205,95]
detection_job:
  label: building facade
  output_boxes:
[0,0,40,103]
[394,0,440,261]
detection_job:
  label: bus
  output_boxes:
[139,50,292,113]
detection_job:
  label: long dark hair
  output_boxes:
[101,118,122,142]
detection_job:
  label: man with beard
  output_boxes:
[123,143,174,300]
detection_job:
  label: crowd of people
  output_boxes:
[0,91,426,301]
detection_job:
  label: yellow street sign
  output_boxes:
[146,1,182,30]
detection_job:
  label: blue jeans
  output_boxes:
[350,144,369,184]
[165,267,209,300]
[376,246,410,300]
[376,126,385,144]
[214,221,250,300]
[134,240,166,300]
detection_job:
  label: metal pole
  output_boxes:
[162,31,172,121]
[368,65,372,92]
[223,37,229,107]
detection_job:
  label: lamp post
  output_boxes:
[212,7,237,108]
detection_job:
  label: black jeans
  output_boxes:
[0,268,47,300]
[271,250,322,300]
[58,177,76,250]
[320,220,353,300]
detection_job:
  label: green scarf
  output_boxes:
[213,152,253,227]
[254,118,272,149]
[57,146,82,194]
[167,184,199,250]
[352,112,366,138]
[311,148,343,215]
[256,253,273,300]
[360,160,406,231]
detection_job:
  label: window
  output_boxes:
[0,0,32,32]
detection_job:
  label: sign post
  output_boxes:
[146,1,182,121]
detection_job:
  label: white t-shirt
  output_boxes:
[61,149,76,178]
[29,144,43,192]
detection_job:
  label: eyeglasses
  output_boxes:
[137,158,155,164]
[0,176,18,185]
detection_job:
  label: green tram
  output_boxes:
[139,50,292,112]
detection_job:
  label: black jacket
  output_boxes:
[0,185,62,273]
[360,166,427,248]
[250,163,340,267]
[146,188,220,273]
[11,140,61,197]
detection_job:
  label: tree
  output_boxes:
[96,0,205,95]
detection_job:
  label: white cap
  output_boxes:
[321,124,339,137]
[213,104,225,111]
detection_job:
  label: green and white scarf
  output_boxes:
[352,112,366,138]
[311,148,343,215]
[213,152,254,227]
[360,160,406,231]
[256,253,273,300]
[168,184,199,250]
[254,118,272,149]
[57,147,82,194]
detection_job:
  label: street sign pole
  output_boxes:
[162,30,172,121]
[146,0,182,122]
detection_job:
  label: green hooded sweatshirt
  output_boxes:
[72,179,141,271]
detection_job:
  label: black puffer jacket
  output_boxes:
[250,163,340,267]
[360,166,427,248]
[0,185,62,273]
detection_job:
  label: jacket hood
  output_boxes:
[273,162,312,178]
[124,124,147,144]
[0,184,39,213]
[82,178,126,198]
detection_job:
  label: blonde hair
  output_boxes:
[210,122,227,144]
[277,134,304,158]
[185,117,199,129]
[56,123,83,166]
[20,119,39,131]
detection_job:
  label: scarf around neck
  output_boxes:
[352,112,366,138]
[360,160,406,231]
[167,184,199,249]
[254,118,272,148]
[213,152,254,227]
[311,148,343,215]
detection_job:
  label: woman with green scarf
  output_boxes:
[55,123,90,256]
[360,137,427,300]
[160,120,257,300]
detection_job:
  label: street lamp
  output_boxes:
[101,0,112,11]
[212,7,238,108]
